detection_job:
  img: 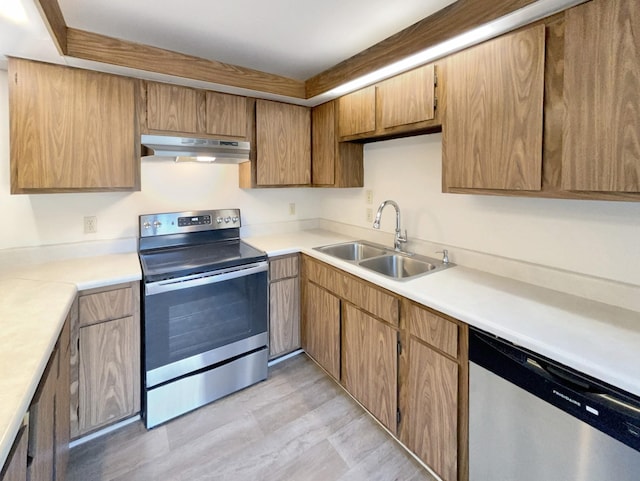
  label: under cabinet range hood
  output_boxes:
[141,135,251,163]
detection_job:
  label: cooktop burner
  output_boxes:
[137,209,267,283]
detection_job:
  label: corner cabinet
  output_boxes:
[269,254,301,359]
[8,58,141,194]
[337,64,440,141]
[442,24,546,191]
[70,282,141,438]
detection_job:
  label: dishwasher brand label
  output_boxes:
[553,389,581,407]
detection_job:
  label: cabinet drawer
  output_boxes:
[407,303,458,358]
[304,257,347,298]
[270,255,299,281]
[79,287,133,327]
[345,279,399,327]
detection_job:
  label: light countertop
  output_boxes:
[245,230,640,399]
[0,253,142,467]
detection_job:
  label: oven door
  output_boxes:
[143,261,268,388]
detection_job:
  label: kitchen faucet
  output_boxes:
[373,200,407,251]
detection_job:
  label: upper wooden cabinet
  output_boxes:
[443,24,546,191]
[312,100,363,187]
[9,58,141,194]
[337,64,439,141]
[144,82,248,139]
[254,99,311,186]
[562,0,640,193]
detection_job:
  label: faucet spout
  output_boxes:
[372,200,407,251]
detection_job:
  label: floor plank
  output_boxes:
[68,354,436,481]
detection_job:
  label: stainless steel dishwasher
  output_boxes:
[469,327,640,481]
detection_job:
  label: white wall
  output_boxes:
[321,134,640,286]
[0,70,324,250]
[2,67,640,287]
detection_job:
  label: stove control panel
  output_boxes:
[139,209,241,237]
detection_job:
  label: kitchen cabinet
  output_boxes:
[8,58,141,194]
[269,254,301,359]
[342,303,398,433]
[562,0,640,194]
[442,24,546,191]
[302,281,341,379]
[0,425,28,481]
[254,99,311,186]
[337,64,439,141]
[311,100,364,187]
[71,282,140,438]
[399,302,468,481]
[145,82,248,139]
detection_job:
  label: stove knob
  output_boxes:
[143,221,151,229]
[224,217,231,223]
[153,221,162,228]
[232,216,239,223]
[216,217,223,224]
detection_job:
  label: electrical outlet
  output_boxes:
[84,216,97,234]
[289,203,296,216]
[366,190,373,204]
[366,208,373,223]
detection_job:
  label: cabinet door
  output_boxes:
[9,58,140,192]
[379,64,436,129]
[146,82,200,133]
[342,303,397,433]
[562,0,640,192]
[302,282,340,379]
[78,316,139,434]
[256,100,311,185]
[443,24,545,190]
[269,278,300,359]
[337,86,376,137]
[0,426,28,481]
[205,91,247,138]
[55,318,70,481]
[402,338,459,481]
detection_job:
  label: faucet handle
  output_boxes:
[436,249,449,264]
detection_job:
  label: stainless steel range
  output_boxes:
[138,209,268,428]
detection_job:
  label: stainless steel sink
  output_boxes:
[314,241,387,261]
[314,240,453,281]
[358,254,438,280]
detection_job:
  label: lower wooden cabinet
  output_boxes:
[342,303,398,433]
[71,282,141,438]
[302,282,341,379]
[301,255,469,481]
[0,425,28,481]
[269,254,301,359]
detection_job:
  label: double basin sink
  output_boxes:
[314,240,453,281]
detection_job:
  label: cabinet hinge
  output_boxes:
[397,408,402,425]
[434,70,438,87]
[397,340,402,356]
[434,95,438,110]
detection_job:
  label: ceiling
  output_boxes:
[0,0,457,80]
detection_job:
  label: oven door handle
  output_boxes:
[145,261,268,296]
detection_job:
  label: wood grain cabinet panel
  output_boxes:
[146,82,200,133]
[9,58,140,193]
[407,303,458,358]
[378,64,436,129]
[269,254,300,359]
[344,278,399,327]
[443,24,545,191]
[270,255,299,281]
[312,100,364,187]
[562,0,640,193]
[302,282,341,379]
[78,286,133,327]
[402,338,459,481]
[205,91,247,138]
[78,316,140,433]
[338,86,376,137]
[342,304,398,433]
[0,425,28,481]
[256,100,311,186]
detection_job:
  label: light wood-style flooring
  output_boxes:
[67,354,436,481]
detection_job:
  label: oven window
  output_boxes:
[144,269,268,372]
